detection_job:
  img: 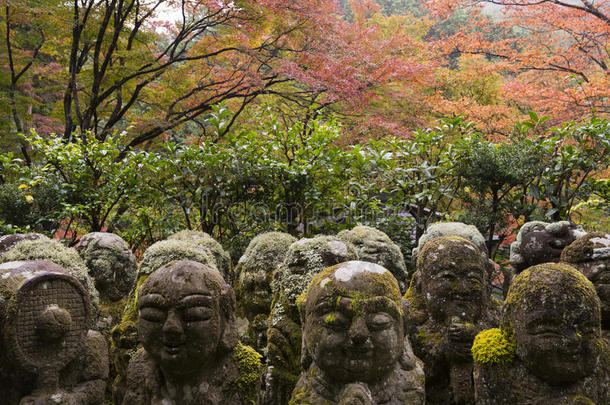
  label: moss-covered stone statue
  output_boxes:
[76,232,136,332]
[338,225,409,293]
[168,230,232,281]
[0,233,48,256]
[121,260,261,405]
[265,235,358,405]
[411,222,487,268]
[403,236,496,405]
[0,260,109,405]
[472,263,610,404]
[0,238,100,307]
[111,238,217,404]
[561,232,610,341]
[76,232,136,302]
[235,231,297,352]
[290,261,425,404]
[510,220,586,274]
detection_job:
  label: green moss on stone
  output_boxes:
[168,230,232,280]
[0,238,99,305]
[230,342,262,405]
[504,263,598,321]
[472,328,516,367]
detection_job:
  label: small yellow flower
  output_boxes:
[25,195,34,203]
[18,184,28,189]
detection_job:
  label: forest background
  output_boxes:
[0,0,608,273]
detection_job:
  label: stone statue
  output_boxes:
[0,238,100,307]
[561,232,610,340]
[472,263,610,404]
[265,235,358,405]
[510,220,585,273]
[291,261,425,404]
[110,238,217,404]
[0,233,48,257]
[235,231,297,352]
[76,232,136,303]
[167,230,232,282]
[403,236,495,404]
[0,260,108,405]
[121,260,261,405]
[411,222,487,268]
[338,225,409,293]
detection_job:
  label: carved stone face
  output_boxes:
[236,232,296,319]
[419,237,487,323]
[138,261,225,378]
[512,221,585,272]
[303,261,404,384]
[505,263,601,385]
[561,232,610,330]
[77,232,136,301]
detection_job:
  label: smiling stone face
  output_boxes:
[503,263,601,385]
[137,260,228,379]
[302,261,404,384]
[418,236,487,324]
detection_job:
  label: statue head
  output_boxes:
[76,232,136,302]
[299,261,406,384]
[418,236,488,324]
[236,232,297,320]
[338,226,408,292]
[502,263,601,385]
[510,221,586,273]
[561,232,610,331]
[137,260,237,379]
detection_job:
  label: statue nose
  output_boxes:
[349,316,369,344]
[162,309,184,337]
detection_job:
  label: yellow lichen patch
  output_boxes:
[231,342,263,405]
[472,328,516,367]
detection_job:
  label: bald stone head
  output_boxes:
[300,261,405,384]
[137,260,237,379]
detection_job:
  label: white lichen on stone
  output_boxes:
[333,261,387,282]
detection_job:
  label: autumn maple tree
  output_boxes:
[425,0,609,124]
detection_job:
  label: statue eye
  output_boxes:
[323,312,349,331]
[140,307,166,322]
[368,313,394,331]
[183,306,212,322]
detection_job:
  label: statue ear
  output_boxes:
[298,296,312,368]
[400,298,409,336]
[219,284,238,351]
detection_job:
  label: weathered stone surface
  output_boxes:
[561,232,610,340]
[473,263,609,404]
[510,220,586,273]
[235,231,297,352]
[0,238,100,306]
[121,260,261,405]
[76,232,136,302]
[0,233,48,257]
[338,225,409,293]
[265,235,358,405]
[411,222,487,267]
[168,230,232,281]
[403,236,496,405]
[0,260,108,405]
[111,238,217,404]
[290,260,425,404]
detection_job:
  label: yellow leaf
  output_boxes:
[18,184,28,189]
[25,195,34,203]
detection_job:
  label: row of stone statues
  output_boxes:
[0,220,608,404]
